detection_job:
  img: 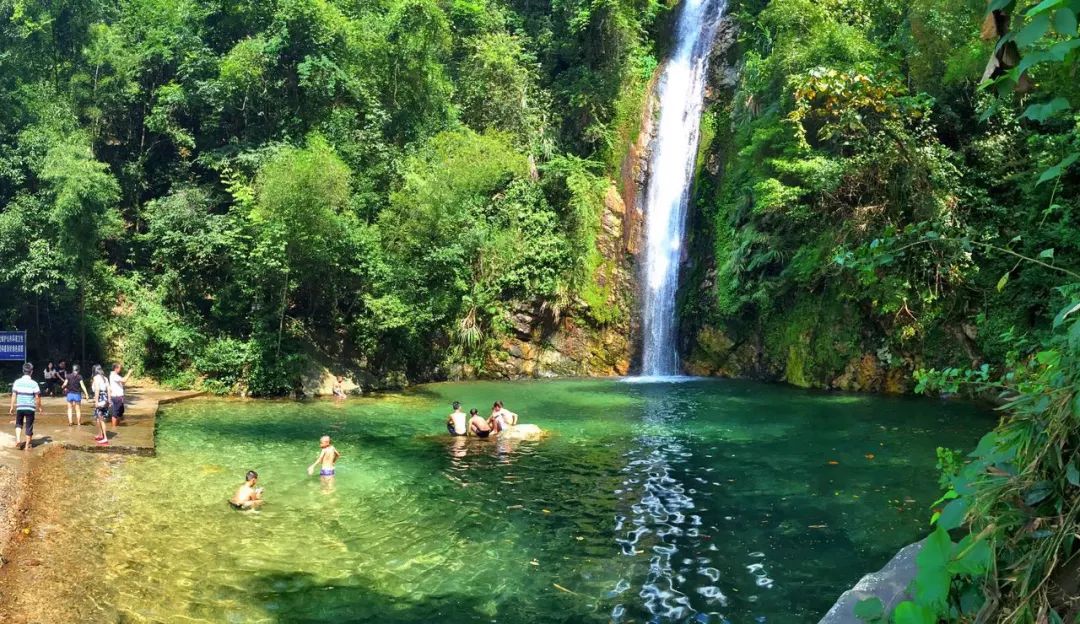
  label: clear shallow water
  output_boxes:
[51,379,989,623]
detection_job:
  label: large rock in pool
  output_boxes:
[497,424,545,440]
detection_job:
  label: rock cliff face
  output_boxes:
[679,16,921,394]
[479,182,639,379]
[456,13,743,381]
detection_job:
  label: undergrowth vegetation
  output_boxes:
[691,0,1080,392]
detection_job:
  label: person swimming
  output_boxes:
[307,435,341,477]
[469,408,493,438]
[230,470,263,510]
[332,376,346,400]
[489,401,519,433]
[447,401,467,436]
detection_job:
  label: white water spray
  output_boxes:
[639,0,726,377]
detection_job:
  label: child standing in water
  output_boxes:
[308,435,341,477]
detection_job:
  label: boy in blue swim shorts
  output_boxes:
[307,435,341,478]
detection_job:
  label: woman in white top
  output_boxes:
[43,362,58,396]
[489,401,518,433]
[90,365,111,445]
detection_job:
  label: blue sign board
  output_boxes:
[0,331,26,362]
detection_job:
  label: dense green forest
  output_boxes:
[686,0,1080,394]
[0,0,666,392]
[2,0,1080,619]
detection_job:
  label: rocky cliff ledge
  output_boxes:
[475,182,639,379]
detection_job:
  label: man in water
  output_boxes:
[9,363,42,450]
[332,376,346,400]
[468,408,493,438]
[447,401,467,436]
[230,470,263,510]
[307,435,341,477]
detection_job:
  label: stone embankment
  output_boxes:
[818,540,924,624]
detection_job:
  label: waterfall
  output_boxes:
[639,0,726,378]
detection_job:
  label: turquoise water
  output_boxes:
[55,379,990,622]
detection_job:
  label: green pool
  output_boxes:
[50,379,990,622]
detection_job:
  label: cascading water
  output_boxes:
[639,0,726,378]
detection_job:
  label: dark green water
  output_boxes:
[58,379,991,623]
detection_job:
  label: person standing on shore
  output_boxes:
[108,363,130,428]
[57,360,69,397]
[43,362,58,397]
[91,365,111,445]
[63,364,89,426]
[9,363,42,450]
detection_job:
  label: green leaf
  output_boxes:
[1054,7,1078,33]
[1037,152,1080,185]
[937,498,969,531]
[1016,49,1049,75]
[971,431,998,458]
[997,272,1010,292]
[854,596,884,620]
[1052,301,1080,328]
[1038,248,1055,259]
[931,489,960,507]
[893,601,937,624]
[1036,350,1060,365]
[1024,481,1054,506]
[1016,13,1052,46]
[915,527,953,608]
[1067,461,1080,487]
[1021,97,1071,122]
[949,535,992,576]
[1047,38,1080,60]
[1027,0,1064,15]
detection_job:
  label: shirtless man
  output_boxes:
[307,435,341,477]
[468,408,493,438]
[447,401,467,436]
[230,470,263,510]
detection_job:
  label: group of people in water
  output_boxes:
[228,398,521,511]
[229,435,342,510]
[446,400,519,438]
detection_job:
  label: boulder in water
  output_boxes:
[497,424,544,440]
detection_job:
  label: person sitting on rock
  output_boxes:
[489,401,518,432]
[469,409,493,438]
[447,401,467,436]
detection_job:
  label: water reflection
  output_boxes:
[613,388,707,622]
[611,385,786,623]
